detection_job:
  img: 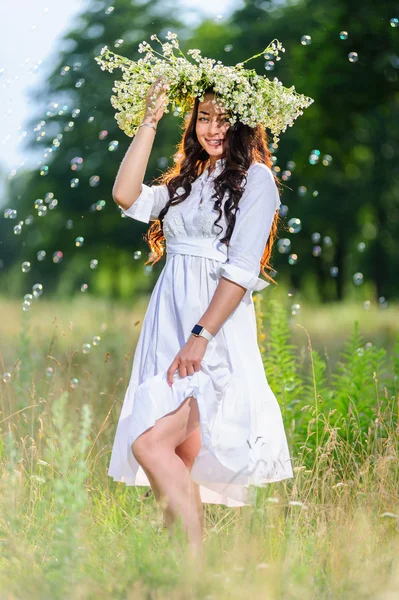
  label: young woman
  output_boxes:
[110,79,294,560]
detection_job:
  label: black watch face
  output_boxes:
[192,324,203,335]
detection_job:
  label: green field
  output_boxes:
[0,294,398,599]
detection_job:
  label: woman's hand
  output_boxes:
[167,335,209,386]
[144,77,169,125]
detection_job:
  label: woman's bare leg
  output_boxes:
[131,396,204,557]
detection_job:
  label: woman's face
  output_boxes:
[195,93,231,161]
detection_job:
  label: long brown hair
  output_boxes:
[144,88,281,285]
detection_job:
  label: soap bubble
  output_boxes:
[390,18,398,27]
[291,303,301,315]
[353,272,364,285]
[14,223,23,235]
[133,251,142,260]
[82,343,91,354]
[301,35,311,45]
[22,300,31,311]
[312,245,322,257]
[89,175,100,187]
[53,251,63,263]
[224,44,233,52]
[288,218,302,234]
[379,296,388,308]
[39,165,49,176]
[308,149,320,165]
[2,372,11,383]
[108,140,119,151]
[4,208,17,219]
[298,186,307,196]
[364,300,371,310]
[330,267,339,277]
[357,242,366,252]
[348,52,358,63]
[24,294,33,302]
[81,283,88,292]
[70,378,79,388]
[37,206,47,216]
[70,157,84,171]
[92,336,101,346]
[277,238,291,254]
[339,31,348,40]
[21,261,31,273]
[322,154,333,166]
[311,232,321,243]
[288,254,298,265]
[45,367,54,378]
[114,39,124,47]
[32,283,43,297]
[75,236,84,247]
[264,61,274,71]
[70,178,80,188]
[98,130,108,140]
[90,259,98,269]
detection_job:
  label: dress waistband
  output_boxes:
[166,237,228,262]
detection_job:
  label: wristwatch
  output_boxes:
[191,324,213,342]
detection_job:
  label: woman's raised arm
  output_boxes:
[112,78,168,210]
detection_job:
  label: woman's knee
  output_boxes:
[131,432,160,467]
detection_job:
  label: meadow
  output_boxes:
[0,291,398,599]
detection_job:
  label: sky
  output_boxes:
[0,0,242,178]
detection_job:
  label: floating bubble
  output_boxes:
[13,223,23,235]
[330,267,339,277]
[291,303,301,315]
[66,219,73,229]
[311,232,321,243]
[21,261,31,273]
[44,192,54,203]
[108,140,119,152]
[82,343,91,354]
[356,347,364,356]
[298,186,307,196]
[114,38,124,47]
[323,236,333,247]
[4,208,17,219]
[45,367,53,378]
[72,108,81,118]
[22,300,31,311]
[357,242,366,252]
[281,170,292,181]
[379,296,388,308]
[60,65,70,76]
[100,323,107,331]
[308,149,320,165]
[88,116,95,123]
[92,336,101,346]
[70,377,79,388]
[224,44,233,52]
[322,154,333,166]
[277,238,291,254]
[39,165,49,176]
[339,31,348,40]
[64,121,75,132]
[71,156,84,171]
[312,245,322,257]
[95,200,106,211]
[2,372,11,383]
[81,283,88,292]
[90,259,98,269]
[264,61,275,71]
[301,35,311,45]
[37,206,47,216]
[279,204,289,217]
[348,52,358,63]
[75,78,85,88]
[312,190,319,197]
[24,294,33,302]
[133,251,142,260]
[288,218,302,234]
[288,254,298,265]
[32,283,43,297]
[390,18,398,27]
[143,265,153,276]
[75,236,84,247]
[89,175,100,187]
[353,272,364,285]
[70,178,80,188]
[98,130,108,140]
[105,6,114,14]
[48,199,58,210]
[53,251,63,263]
[364,300,371,310]
[34,199,43,209]
[37,250,46,261]
[215,14,223,22]
[287,160,296,170]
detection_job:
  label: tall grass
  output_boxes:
[0,295,398,599]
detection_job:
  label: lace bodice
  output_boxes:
[163,191,228,240]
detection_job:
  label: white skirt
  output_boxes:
[108,239,294,507]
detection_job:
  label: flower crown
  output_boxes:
[95,31,314,144]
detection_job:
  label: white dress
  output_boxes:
[109,157,294,507]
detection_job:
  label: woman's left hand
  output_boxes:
[167,335,209,386]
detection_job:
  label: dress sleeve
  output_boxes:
[217,163,281,292]
[121,183,169,223]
